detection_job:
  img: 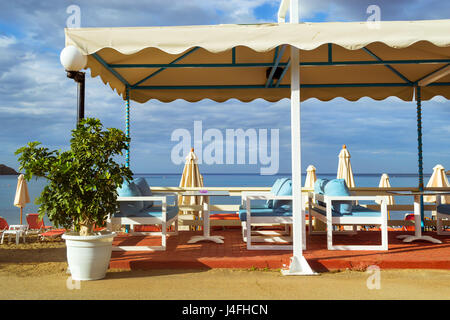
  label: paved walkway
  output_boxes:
[110,230,450,272]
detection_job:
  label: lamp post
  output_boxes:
[60,46,87,126]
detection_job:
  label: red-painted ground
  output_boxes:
[109,229,450,272]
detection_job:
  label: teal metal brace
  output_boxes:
[92,53,130,87]
[275,58,291,88]
[266,45,286,88]
[328,43,332,63]
[108,58,450,69]
[363,47,412,84]
[131,46,200,88]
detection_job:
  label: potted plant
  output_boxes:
[16,118,133,280]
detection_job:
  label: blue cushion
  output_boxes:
[238,207,292,221]
[117,181,144,215]
[115,205,179,221]
[314,178,329,206]
[323,179,352,214]
[134,177,153,209]
[314,205,380,217]
[272,178,292,210]
[437,204,450,215]
[314,178,329,195]
[266,178,285,208]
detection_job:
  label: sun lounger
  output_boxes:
[0,217,28,245]
[39,228,66,240]
[26,213,53,235]
[308,178,388,251]
[107,178,179,251]
[0,217,8,236]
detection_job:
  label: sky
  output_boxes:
[0,0,449,175]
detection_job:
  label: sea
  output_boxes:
[0,173,432,226]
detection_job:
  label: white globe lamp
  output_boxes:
[60,45,87,126]
[60,45,87,71]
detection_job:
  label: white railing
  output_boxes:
[149,186,450,228]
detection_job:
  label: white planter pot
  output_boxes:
[62,231,116,281]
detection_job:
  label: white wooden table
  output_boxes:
[387,191,450,244]
[182,190,230,244]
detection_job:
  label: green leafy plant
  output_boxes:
[15,118,133,236]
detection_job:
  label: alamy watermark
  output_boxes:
[171,121,279,175]
[366,5,381,29]
[66,4,81,28]
[366,265,381,290]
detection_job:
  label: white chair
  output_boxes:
[239,192,307,250]
[107,193,179,251]
[1,224,28,245]
[436,197,450,235]
[308,192,388,251]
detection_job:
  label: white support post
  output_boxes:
[281,0,316,276]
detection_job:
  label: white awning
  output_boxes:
[65,20,450,103]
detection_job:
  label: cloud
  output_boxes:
[0,0,449,175]
[299,0,450,21]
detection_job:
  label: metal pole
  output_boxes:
[416,86,425,231]
[67,71,85,126]
[125,86,130,168]
[77,72,85,125]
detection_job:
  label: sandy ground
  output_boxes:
[0,236,449,300]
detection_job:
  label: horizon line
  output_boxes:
[134,172,430,176]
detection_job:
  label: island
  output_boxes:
[0,164,19,175]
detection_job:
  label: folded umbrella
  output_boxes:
[424,164,450,204]
[14,174,30,225]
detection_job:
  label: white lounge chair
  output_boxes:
[1,220,28,245]
[308,179,388,251]
[107,178,178,251]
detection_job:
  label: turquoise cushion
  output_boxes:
[314,178,329,195]
[437,204,450,215]
[117,181,144,215]
[115,205,179,221]
[134,177,153,209]
[266,178,285,208]
[238,207,292,221]
[273,178,292,210]
[323,179,352,214]
[314,178,329,207]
